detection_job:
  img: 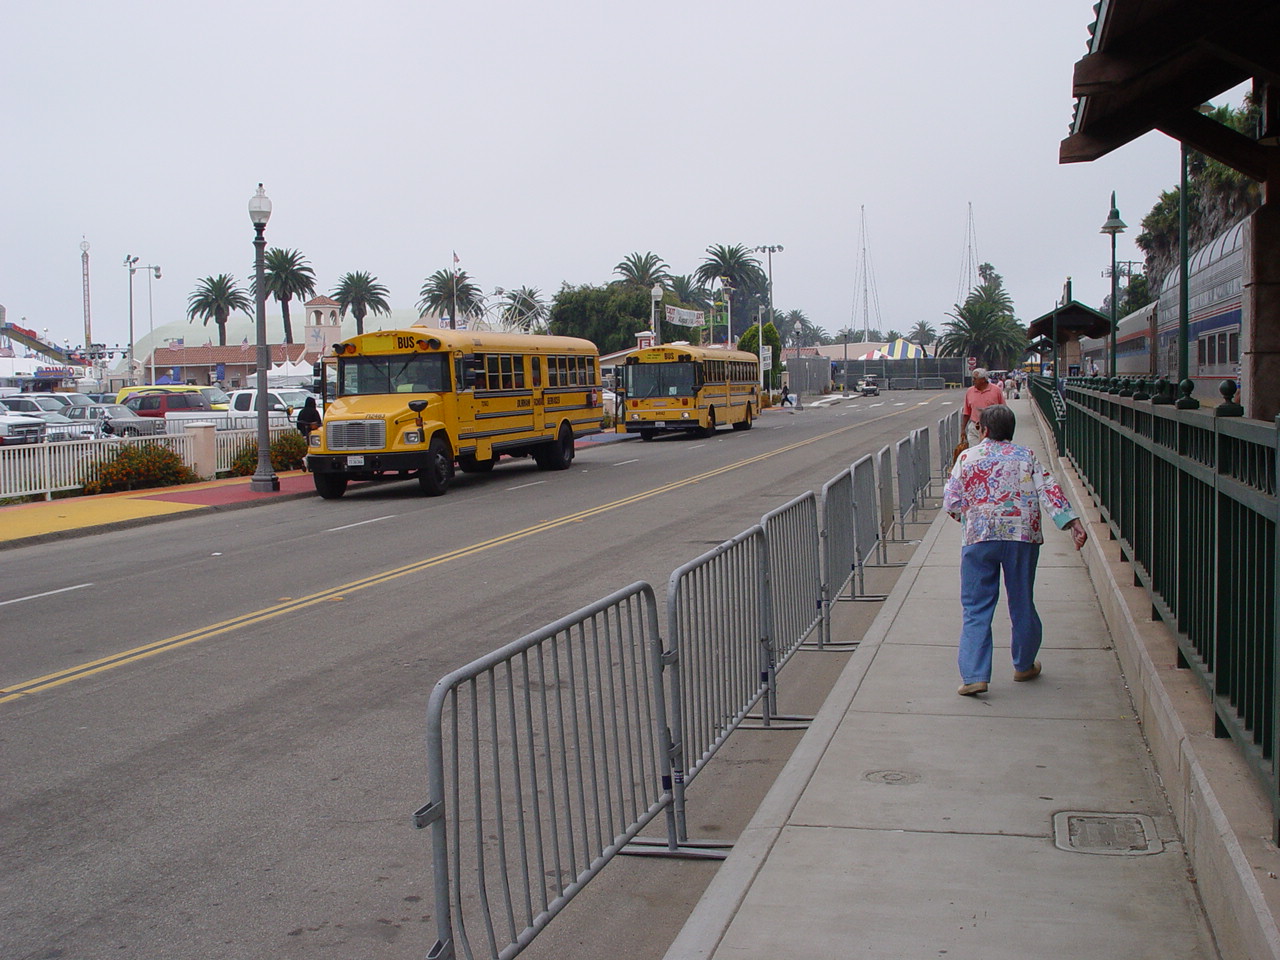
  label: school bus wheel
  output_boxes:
[419,435,453,496]
[733,409,753,431]
[314,473,348,500]
[534,422,574,471]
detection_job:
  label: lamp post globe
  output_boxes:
[651,282,663,345]
[1100,192,1126,377]
[248,183,279,492]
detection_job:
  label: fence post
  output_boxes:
[185,422,219,479]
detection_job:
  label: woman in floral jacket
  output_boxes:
[942,404,1088,696]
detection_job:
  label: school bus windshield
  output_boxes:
[339,354,451,396]
[626,362,697,398]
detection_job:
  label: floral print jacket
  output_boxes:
[943,439,1078,546]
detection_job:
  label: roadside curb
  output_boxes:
[0,487,318,551]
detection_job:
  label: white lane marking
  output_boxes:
[0,583,94,607]
[613,459,640,467]
[894,402,908,406]
[326,515,397,532]
[508,480,548,491]
[687,443,706,450]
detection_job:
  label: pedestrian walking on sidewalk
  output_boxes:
[961,368,1006,447]
[942,405,1088,696]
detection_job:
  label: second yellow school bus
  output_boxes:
[619,343,760,439]
[306,327,603,498]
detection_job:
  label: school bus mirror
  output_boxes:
[407,400,428,413]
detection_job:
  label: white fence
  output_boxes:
[0,424,298,501]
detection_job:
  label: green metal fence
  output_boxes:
[1060,379,1279,838]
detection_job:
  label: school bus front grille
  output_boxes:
[327,419,387,450]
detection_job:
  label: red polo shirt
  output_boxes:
[962,381,1007,424]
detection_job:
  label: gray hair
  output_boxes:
[979,404,1016,441]
[972,368,989,381]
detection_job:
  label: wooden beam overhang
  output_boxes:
[1061,0,1280,173]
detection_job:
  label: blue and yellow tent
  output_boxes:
[885,338,926,359]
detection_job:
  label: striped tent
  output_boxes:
[885,338,926,359]
[854,349,889,360]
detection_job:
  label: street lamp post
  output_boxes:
[842,332,850,397]
[651,283,663,345]
[754,244,783,345]
[788,318,803,410]
[1176,139,1199,409]
[721,278,734,347]
[146,263,162,384]
[124,257,161,385]
[1100,192,1126,377]
[248,183,279,492]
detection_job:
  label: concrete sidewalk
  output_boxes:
[664,403,1222,960]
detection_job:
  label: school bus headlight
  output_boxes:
[404,430,423,444]
[681,411,691,419]
[307,433,321,447]
[630,413,640,420]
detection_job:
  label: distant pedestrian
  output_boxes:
[961,368,1005,447]
[943,404,1088,696]
[1003,375,1015,400]
[780,383,794,407]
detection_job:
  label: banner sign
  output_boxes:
[665,305,705,325]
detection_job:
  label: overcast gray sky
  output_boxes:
[2,1,1234,351]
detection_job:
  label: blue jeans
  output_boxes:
[958,540,1042,684]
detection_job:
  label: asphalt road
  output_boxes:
[0,391,956,960]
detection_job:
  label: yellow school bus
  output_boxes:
[619,343,760,439]
[306,327,603,498]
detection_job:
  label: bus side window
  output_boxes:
[531,356,542,387]
[461,355,481,389]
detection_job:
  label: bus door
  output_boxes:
[529,355,547,432]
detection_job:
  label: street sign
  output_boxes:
[762,345,773,371]
[967,356,977,370]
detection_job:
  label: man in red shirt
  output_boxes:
[961,368,1006,446]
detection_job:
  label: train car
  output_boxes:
[1078,221,1244,398]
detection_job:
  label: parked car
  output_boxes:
[857,376,880,397]
[226,388,317,416]
[0,401,47,445]
[123,391,213,417]
[115,384,230,410]
[3,394,73,415]
[26,410,95,441]
[63,403,167,437]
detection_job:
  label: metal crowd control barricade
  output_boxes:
[873,444,906,564]
[818,468,864,646]
[658,526,770,848]
[415,583,672,960]
[913,426,932,500]
[895,434,916,535]
[762,491,823,664]
[850,453,891,597]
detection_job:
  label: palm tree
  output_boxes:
[781,309,824,347]
[332,271,391,336]
[417,269,485,328]
[908,320,937,352]
[259,247,316,344]
[669,274,710,311]
[613,252,671,289]
[500,286,547,332]
[693,244,767,338]
[936,301,1027,369]
[187,274,252,346]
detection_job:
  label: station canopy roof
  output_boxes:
[1027,300,1111,342]
[1061,0,1280,180]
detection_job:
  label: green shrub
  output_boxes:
[229,432,308,476]
[81,442,200,495]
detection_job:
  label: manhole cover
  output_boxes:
[863,770,921,785]
[1053,811,1163,855]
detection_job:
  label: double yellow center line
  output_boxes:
[2,404,929,704]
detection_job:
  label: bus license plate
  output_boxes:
[654,421,666,427]
[346,455,365,466]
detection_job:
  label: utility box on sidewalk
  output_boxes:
[184,422,218,479]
